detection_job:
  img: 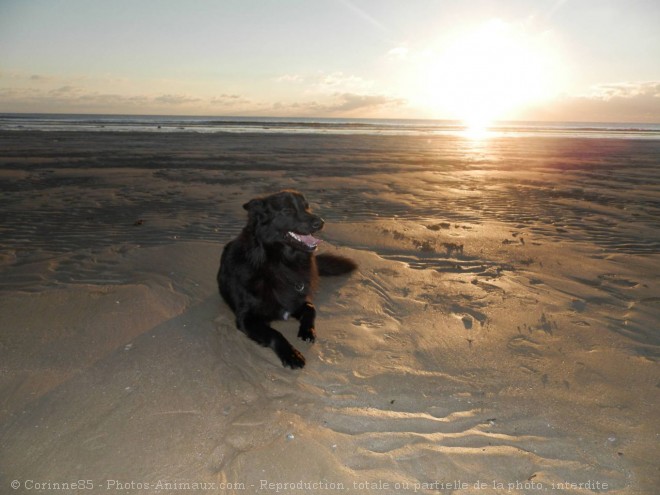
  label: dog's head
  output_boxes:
[243,190,324,252]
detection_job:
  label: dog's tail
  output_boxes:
[316,253,358,276]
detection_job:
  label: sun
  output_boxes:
[421,20,559,132]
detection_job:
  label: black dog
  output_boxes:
[217,190,357,368]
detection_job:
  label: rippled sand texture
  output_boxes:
[1,131,659,494]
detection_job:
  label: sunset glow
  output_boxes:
[422,20,561,129]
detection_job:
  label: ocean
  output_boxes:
[1,113,659,139]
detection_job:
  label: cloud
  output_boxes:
[386,46,409,60]
[276,71,375,94]
[271,92,406,116]
[275,74,304,84]
[0,84,251,114]
[0,73,407,116]
[272,70,407,116]
[327,92,406,112]
[153,94,202,105]
[50,85,84,95]
[316,72,374,93]
[0,71,60,84]
[0,86,43,103]
[30,74,53,82]
[583,81,660,101]
[209,94,252,107]
[521,81,660,122]
[5,75,654,121]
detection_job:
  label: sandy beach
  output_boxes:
[1,130,658,494]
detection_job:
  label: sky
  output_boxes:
[1,0,659,123]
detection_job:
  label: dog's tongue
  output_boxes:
[299,233,321,249]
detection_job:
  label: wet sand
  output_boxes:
[1,130,659,494]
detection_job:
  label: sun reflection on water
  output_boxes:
[464,120,490,140]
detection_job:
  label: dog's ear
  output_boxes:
[243,198,267,223]
[243,198,263,212]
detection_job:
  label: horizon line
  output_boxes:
[1,111,659,126]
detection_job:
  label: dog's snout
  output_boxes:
[312,217,324,230]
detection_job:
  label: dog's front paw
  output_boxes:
[298,325,316,343]
[279,346,306,369]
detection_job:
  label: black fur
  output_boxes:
[217,190,357,369]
